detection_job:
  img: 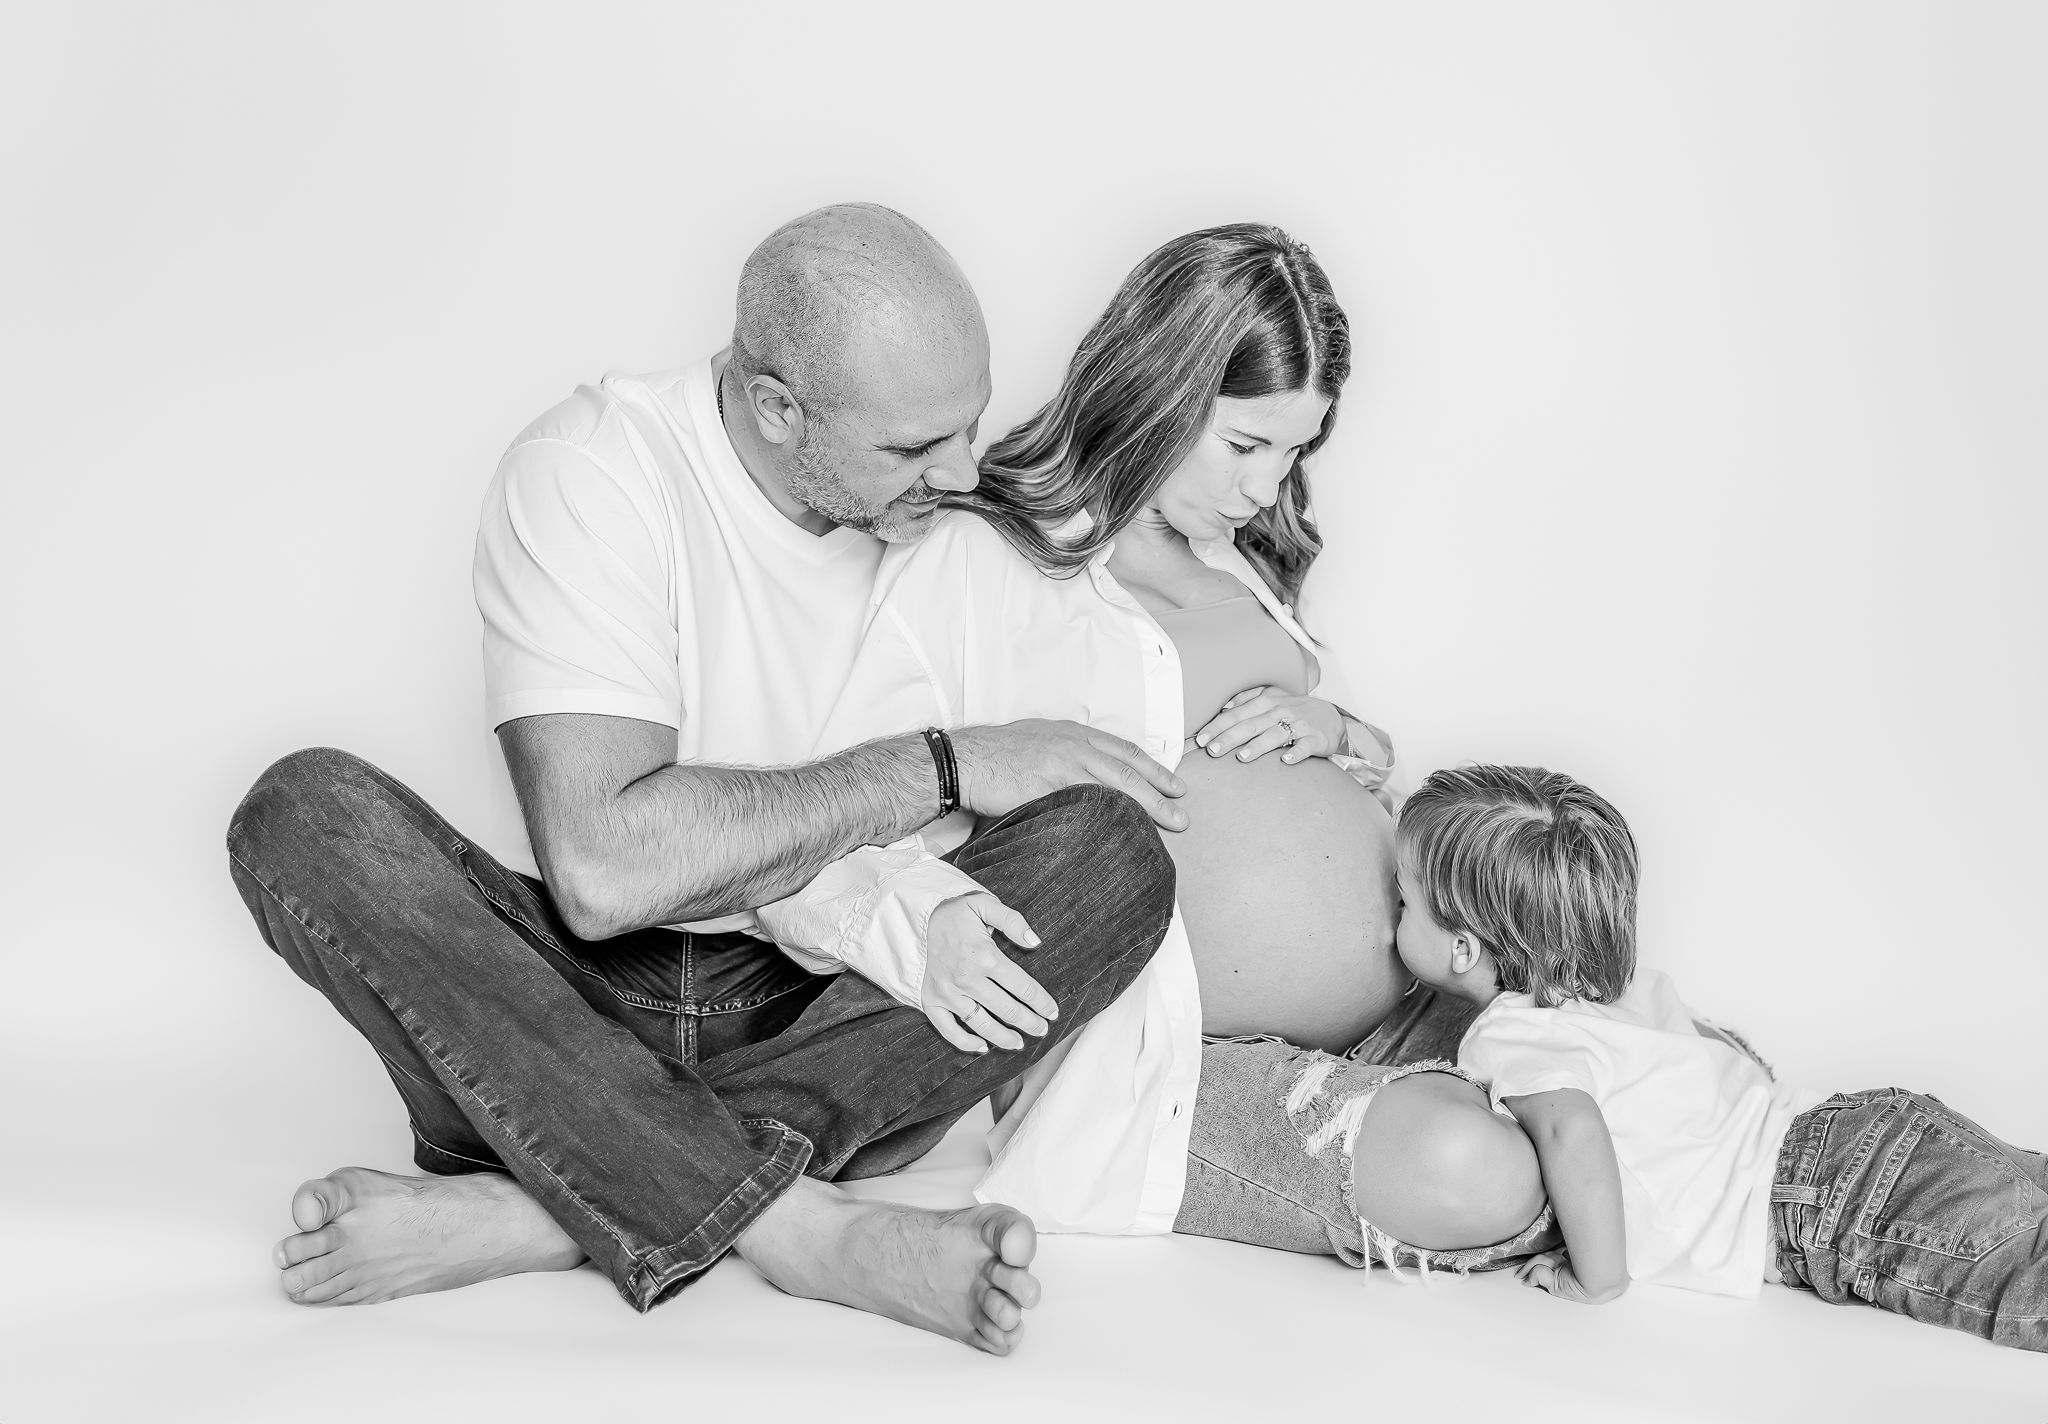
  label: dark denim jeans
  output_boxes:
[227,748,1174,1311]
[1771,1088,2048,1350]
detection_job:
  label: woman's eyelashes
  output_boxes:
[1225,437,1304,460]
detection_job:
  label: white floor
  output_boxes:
[8,1060,2041,1424]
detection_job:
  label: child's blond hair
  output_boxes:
[1398,766,1638,1005]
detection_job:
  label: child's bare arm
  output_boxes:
[1500,1088,1630,1304]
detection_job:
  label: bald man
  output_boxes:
[225,204,1185,1354]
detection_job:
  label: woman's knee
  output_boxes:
[1353,1074,1545,1251]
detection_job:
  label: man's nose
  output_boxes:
[922,436,980,493]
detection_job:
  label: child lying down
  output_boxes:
[1174,765,2048,1352]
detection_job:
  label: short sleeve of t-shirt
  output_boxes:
[475,429,682,732]
[1459,995,1607,1111]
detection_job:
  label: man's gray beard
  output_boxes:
[786,433,935,543]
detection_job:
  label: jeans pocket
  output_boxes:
[1855,1107,2043,1264]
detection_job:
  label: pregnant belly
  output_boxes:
[1165,747,1409,1052]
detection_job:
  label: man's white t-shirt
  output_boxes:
[470,357,1006,1006]
[474,359,883,879]
[1459,970,1824,1298]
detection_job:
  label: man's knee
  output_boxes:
[1026,783,1176,919]
[226,746,449,896]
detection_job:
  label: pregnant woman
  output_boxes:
[812,225,1549,1261]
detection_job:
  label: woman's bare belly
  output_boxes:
[1166,747,1410,1052]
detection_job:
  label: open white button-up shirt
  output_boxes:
[768,509,1393,1234]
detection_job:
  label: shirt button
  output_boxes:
[1169,1100,1183,1119]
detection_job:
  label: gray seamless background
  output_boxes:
[3,5,2043,1418]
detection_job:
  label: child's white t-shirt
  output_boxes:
[1459,971,1825,1298]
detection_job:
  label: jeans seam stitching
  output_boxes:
[1857,1258,2003,1320]
[627,1121,810,1303]
[465,871,567,954]
[1186,1148,1353,1234]
[231,848,640,1266]
[411,1127,506,1173]
[692,981,828,1016]
[376,1048,441,1091]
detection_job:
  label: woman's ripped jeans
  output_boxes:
[1174,1035,1560,1276]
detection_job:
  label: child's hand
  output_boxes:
[1513,1250,1628,1305]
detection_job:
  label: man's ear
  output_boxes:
[743,374,802,447]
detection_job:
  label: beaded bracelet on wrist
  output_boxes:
[920,727,960,818]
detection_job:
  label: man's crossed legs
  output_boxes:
[227,748,1173,1352]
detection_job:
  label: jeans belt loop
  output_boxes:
[1770,1183,1824,1207]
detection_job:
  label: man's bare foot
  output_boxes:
[273,1166,584,1305]
[736,1177,1040,1355]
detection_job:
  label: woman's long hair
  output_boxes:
[947,223,1351,606]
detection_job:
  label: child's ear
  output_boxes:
[1450,932,1484,975]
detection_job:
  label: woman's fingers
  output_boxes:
[967,892,1040,949]
[948,992,1027,1050]
[926,1005,988,1054]
[1199,710,1261,754]
[986,951,1059,1023]
[1233,721,1297,762]
[967,979,1048,1040]
[1195,693,1274,751]
[936,986,1027,1050]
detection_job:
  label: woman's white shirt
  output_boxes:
[800,509,1385,1233]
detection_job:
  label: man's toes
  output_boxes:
[275,1227,338,1268]
[978,1284,1022,1333]
[980,1207,1037,1269]
[291,1267,358,1306]
[280,1250,348,1299]
[290,1175,352,1233]
[989,1260,1040,1309]
[974,1315,1021,1356]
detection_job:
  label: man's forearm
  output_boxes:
[518,726,944,938]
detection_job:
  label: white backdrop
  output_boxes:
[3,0,2043,1195]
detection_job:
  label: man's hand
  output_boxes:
[951,720,1188,831]
[921,893,1059,1053]
[1513,1249,1629,1304]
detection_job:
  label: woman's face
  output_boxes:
[1149,387,1332,543]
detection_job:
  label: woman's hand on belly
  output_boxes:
[1194,688,1345,766]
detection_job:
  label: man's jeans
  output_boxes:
[1772,1088,2048,1350]
[226,748,1175,1311]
